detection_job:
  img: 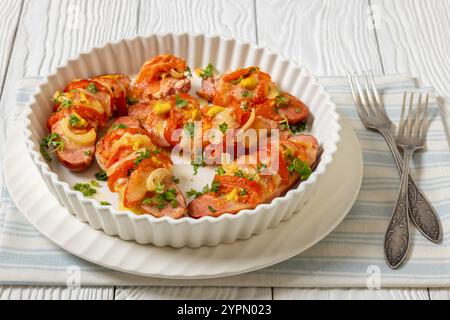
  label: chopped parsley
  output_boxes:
[234,170,245,178]
[73,183,97,197]
[90,180,100,187]
[191,158,205,175]
[216,167,225,176]
[111,123,128,130]
[210,181,220,193]
[87,82,98,94]
[175,94,188,108]
[95,170,108,181]
[199,63,215,79]
[134,149,151,168]
[290,122,307,134]
[208,206,217,213]
[126,97,138,105]
[184,121,195,137]
[70,114,82,127]
[219,122,228,134]
[275,94,288,107]
[58,99,73,110]
[172,176,180,184]
[40,133,64,162]
[288,158,312,180]
[186,181,221,199]
[239,189,248,196]
[84,150,93,156]
[186,189,203,199]
[143,187,178,210]
[241,90,253,98]
[185,66,192,78]
[100,201,111,206]
[231,76,243,85]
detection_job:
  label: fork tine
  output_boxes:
[420,93,429,138]
[398,92,407,136]
[369,72,383,110]
[348,74,368,122]
[354,73,374,116]
[406,92,415,137]
[413,93,423,137]
[363,72,379,115]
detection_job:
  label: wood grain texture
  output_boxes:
[138,0,256,42]
[372,0,450,146]
[256,0,383,75]
[0,0,23,95]
[0,0,139,193]
[0,286,113,300]
[115,287,272,300]
[429,289,450,300]
[273,288,430,300]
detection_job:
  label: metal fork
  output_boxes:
[348,72,441,247]
[384,93,428,268]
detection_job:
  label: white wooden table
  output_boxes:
[1,0,449,300]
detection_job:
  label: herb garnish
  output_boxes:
[143,187,178,210]
[208,206,217,213]
[111,123,128,130]
[126,97,138,105]
[172,176,180,184]
[175,94,188,108]
[73,183,97,197]
[219,122,228,134]
[69,114,80,127]
[184,122,195,137]
[216,167,225,176]
[275,94,288,107]
[184,66,192,78]
[40,133,64,162]
[87,82,98,94]
[100,201,111,206]
[95,170,108,181]
[199,63,215,79]
[134,149,151,168]
[288,158,312,180]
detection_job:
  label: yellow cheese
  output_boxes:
[154,101,171,116]
[224,188,239,202]
[240,77,258,90]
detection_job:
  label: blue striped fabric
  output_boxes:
[1,74,449,287]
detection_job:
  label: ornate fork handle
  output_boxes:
[380,129,441,243]
[385,148,412,269]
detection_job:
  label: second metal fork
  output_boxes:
[384,93,428,268]
[348,72,441,248]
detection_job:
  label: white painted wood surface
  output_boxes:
[273,288,430,300]
[115,287,272,300]
[1,0,450,300]
[0,286,113,300]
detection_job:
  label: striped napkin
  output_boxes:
[1,74,449,287]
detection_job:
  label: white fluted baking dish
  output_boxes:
[23,33,340,248]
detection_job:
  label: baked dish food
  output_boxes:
[40,54,319,219]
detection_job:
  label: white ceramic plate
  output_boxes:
[23,34,341,247]
[5,116,361,279]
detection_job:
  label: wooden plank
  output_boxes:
[0,0,23,95]
[273,288,430,300]
[0,0,139,185]
[138,0,256,42]
[115,287,272,300]
[372,0,450,145]
[429,289,450,300]
[256,0,383,75]
[0,286,114,300]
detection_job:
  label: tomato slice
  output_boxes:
[221,67,257,82]
[213,175,262,205]
[135,54,187,84]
